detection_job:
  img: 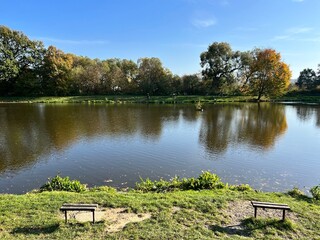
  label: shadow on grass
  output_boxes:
[210,217,295,237]
[11,223,60,235]
[287,193,315,204]
[210,224,250,237]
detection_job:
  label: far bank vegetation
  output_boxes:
[1,25,319,100]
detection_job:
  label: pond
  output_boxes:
[0,103,319,194]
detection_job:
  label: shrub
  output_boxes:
[287,187,304,198]
[40,175,87,193]
[229,184,253,192]
[136,171,225,192]
[89,186,116,193]
[182,171,224,190]
[310,185,320,200]
[135,176,183,193]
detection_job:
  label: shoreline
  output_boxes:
[0,174,319,239]
[0,185,319,239]
[0,94,320,104]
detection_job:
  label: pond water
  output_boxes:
[0,103,319,194]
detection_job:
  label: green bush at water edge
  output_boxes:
[135,171,253,192]
[40,175,87,193]
[310,185,320,200]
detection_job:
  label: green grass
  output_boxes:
[1,94,319,104]
[0,95,256,104]
[0,188,319,239]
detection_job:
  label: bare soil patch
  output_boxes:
[223,200,298,229]
[60,207,151,233]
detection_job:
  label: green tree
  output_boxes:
[317,64,320,88]
[104,59,138,94]
[246,48,291,100]
[0,25,45,95]
[200,42,244,94]
[296,68,317,90]
[118,59,138,94]
[170,74,182,94]
[136,57,170,95]
[181,74,202,95]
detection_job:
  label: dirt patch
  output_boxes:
[103,208,151,233]
[61,208,151,233]
[171,206,181,213]
[223,200,298,228]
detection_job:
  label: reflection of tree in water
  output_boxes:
[199,103,287,153]
[316,107,320,127]
[181,107,202,122]
[294,105,320,128]
[295,105,314,121]
[199,104,236,153]
[238,103,287,149]
[0,104,180,173]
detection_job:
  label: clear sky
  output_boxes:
[1,0,319,79]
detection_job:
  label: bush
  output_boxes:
[40,175,87,193]
[229,184,253,192]
[182,171,224,190]
[89,186,117,193]
[287,187,304,198]
[136,171,225,192]
[135,176,183,193]
[310,185,320,200]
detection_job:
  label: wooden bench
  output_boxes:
[251,201,290,221]
[60,203,98,223]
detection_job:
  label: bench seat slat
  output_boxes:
[60,206,96,211]
[251,201,288,207]
[252,204,290,210]
[62,203,98,208]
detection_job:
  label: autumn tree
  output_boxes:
[0,25,45,95]
[71,57,109,94]
[41,46,75,95]
[246,49,291,100]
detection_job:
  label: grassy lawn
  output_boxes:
[0,188,319,239]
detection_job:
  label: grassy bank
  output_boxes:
[0,95,257,104]
[0,187,319,239]
[1,94,320,104]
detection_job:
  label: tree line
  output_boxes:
[3,25,317,99]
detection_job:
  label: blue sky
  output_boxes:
[1,0,319,79]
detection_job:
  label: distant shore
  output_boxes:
[0,94,320,104]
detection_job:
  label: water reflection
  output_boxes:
[0,103,319,190]
[199,103,287,153]
[0,104,180,173]
[295,104,320,127]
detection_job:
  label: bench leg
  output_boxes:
[254,207,257,218]
[64,210,68,223]
[93,210,95,224]
[282,209,286,221]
